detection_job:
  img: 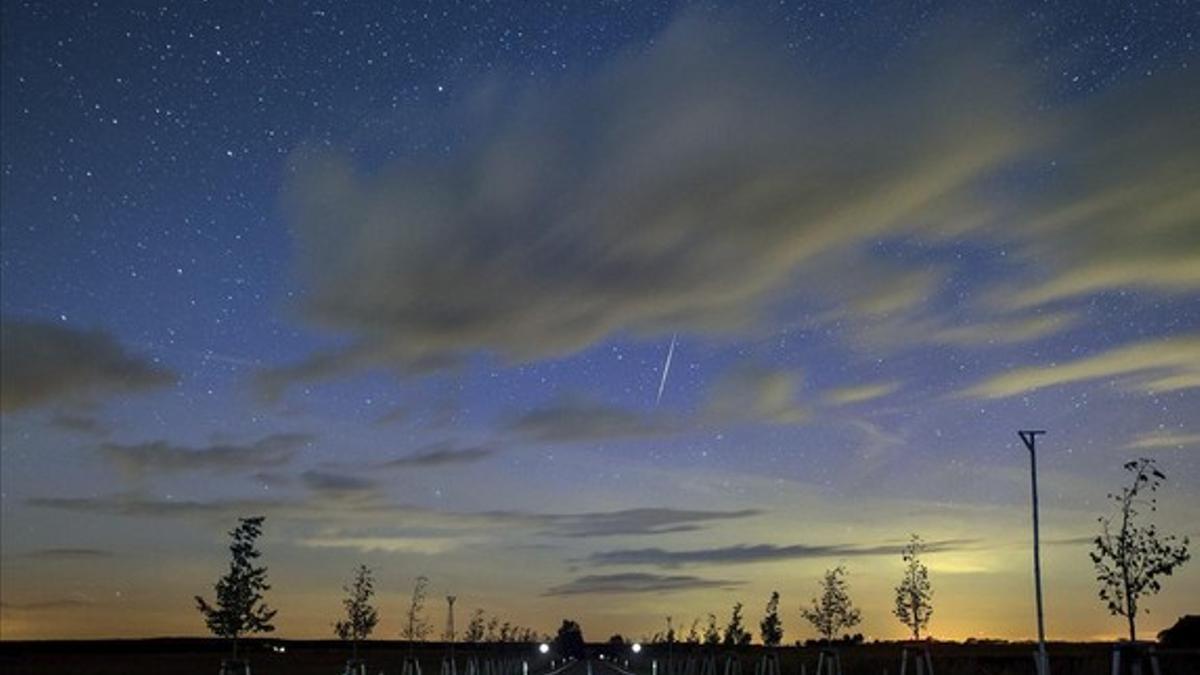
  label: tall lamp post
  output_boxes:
[1018,430,1049,675]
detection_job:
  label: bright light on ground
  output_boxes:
[539,643,550,655]
[632,643,642,654]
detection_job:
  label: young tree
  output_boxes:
[800,566,861,642]
[893,534,933,640]
[723,602,751,646]
[195,516,277,662]
[686,617,701,645]
[760,591,783,647]
[335,564,379,663]
[703,614,721,646]
[554,619,586,659]
[1090,458,1191,641]
[401,575,431,654]
[464,609,486,643]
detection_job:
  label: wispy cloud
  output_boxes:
[258,14,1033,396]
[378,442,497,468]
[537,507,763,538]
[297,534,473,555]
[825,381,901,405]
[0,319,176,413]
[506,398,671,443]
[18,548,113,560]
[583,538,977,568]
[706,364,806,425]
[1126,430,1200,450]
[962,335,1200,398]
[101,433,313,478]
[544,572,742,596]
[27,491,761,539]
[48,412,111,436]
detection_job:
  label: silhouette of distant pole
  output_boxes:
[447,596,457,665]
[1019,430,1049,675]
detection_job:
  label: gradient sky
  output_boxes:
[1,0,1198,644]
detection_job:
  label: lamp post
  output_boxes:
[1018,430,1049,675]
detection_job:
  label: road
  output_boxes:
[547,658,638,675]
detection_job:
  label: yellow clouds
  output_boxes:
[825,381,901,405]
[964,334,1200,398]
[1126,430,1200,450]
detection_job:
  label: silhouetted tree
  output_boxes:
[465,609,486,643]
[723,602,751,646]
[685,618,701,645]
[1091,458,1191,641]
[335,564,379,663]
[703,614,721,646]
[760,591,783,647]
[401,575,431,654]
[800,566,861,642]
[609,634,628,645]
[195,516,277,662]
[893,534,933,640]
[486,615,500,641]
[554,619,586,659]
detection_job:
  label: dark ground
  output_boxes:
[1,640,1198,675]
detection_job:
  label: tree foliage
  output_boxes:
[800,566,861,642]
[334,564,379,661]
[554,619,586,659]
[703,613,721,646]
[465,608,486,643]
[402,575,431,645]
[723,601,752,646]
[759,591,783,647]
[893,534,933,640]
[195,516,277,659]
[1090,458,1191,641]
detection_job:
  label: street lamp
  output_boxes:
[632,643,642,654]
[539,643,551,655]
[1018,430,1049,675]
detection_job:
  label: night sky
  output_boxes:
[1,1,1198,643]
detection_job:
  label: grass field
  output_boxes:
[2,640,1198,675]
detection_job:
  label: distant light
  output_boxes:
[600,655,606,661]
[632,643,642,654]
[539,643,550,655]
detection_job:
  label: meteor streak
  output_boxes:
[655,333,677,407]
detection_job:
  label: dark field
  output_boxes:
[2,640,1198,675]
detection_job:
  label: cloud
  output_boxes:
[996,73,1200,309]
[299,470,379,497]
[1126,430,1200,450]
[706,364,806,425]
[101,433,313,478]
[297,535,472,555]
[48,412,111,436]
[18,548,113,560]
[583,538,977,568]
[544,572,742,596]
[378,442,497,468]
[0,596,95,611]
[825,381,901,405]
[962,334,1200,398]
[373,406,409,426]
[259,14,1033,395]
[930,312,1081,347]
[27,491,760,539]
[0,319,176,413]
[537,507,762,538]
[505,398,671,443]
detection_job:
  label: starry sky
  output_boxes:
[1,0,1198,643]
